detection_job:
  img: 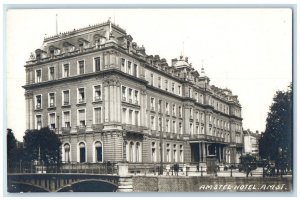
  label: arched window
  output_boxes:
[64,143,71,163]
[95,141,103,162]
[79,142,86,163]
[129,142,134,162]
[136,142,140,162]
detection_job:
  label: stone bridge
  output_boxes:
[7,173,132,192]
[7,162,133,193]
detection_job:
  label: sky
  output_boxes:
[6,8,292,141]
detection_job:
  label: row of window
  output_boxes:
[35,85,102,109]
[34,57,139,83]
[151,142,184,163]
[150,115,231,137]
[62,141,103,163]
[146,71,231,116]
[35,107,102,129]
[148,71,182,96]
[121,86,140,105]
[35,57,101,83]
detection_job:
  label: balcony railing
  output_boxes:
[61,127,71,134]
[92,124,104,131]
[63,101,70,106]
[36,104,41,109]
[122,124,145,133]
[76,126,86,133]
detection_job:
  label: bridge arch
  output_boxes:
[56,179,118,192]
[8,181,49,192]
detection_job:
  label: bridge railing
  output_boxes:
[7,161,118,175]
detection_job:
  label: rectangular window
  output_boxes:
[121,58,125,72]
[158,77,161,88]
[78,88,85,103]
[36,115,42,129]
[179,122,183,134]
[94,85,102,101]
[165,102,169,115]
[94,57,101,72]
[63,90,70,105]
[172,83,175,93]
[134,90,139,104]
[36,95,42,109]
[78,60,85,75]
[150,97,155,110]
[128,88,133,103]
[158,100,162,112]
[165,80,168,91]
[49,113,56,129]
[179,106,182,118]
[172,104,176,116]
[178,85,181,95]
[190,123,193,135]
[63,111,71,128]
[36,70,42,83]
[78,109,86,127]
[158,118,162,131]
[129,110,133,124]
[173,120,176,133]
[127,61,132,74]
[122,108,127,124]
[63,64,69,78]
[151,116,155,130]
[135,111,139,126]
[133,64,138,77]
[166,119,169,132]
[94,107,102,124]
[49,67,55,80]
[150,73,154,85]
[122,86,126,101]
[49,93,55,107]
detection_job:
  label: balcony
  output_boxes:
[122,124,145,133]
[92,124,104,132]
[76,126,86,133]
[63,101,70,106]
[189,134,225,143]
[61,127,71,134]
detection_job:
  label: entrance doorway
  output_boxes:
[190,143,200,162]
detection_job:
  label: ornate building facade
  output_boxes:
[23,20,243,166]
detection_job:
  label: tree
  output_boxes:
[23,127,62,166]
[259,84,292,170]
[7,128,17,164]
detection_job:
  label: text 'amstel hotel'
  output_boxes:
[23,20,243,167]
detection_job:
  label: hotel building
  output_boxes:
[23,20,243,167]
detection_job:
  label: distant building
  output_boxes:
[243,129,261,157]
[23,20,243,166]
